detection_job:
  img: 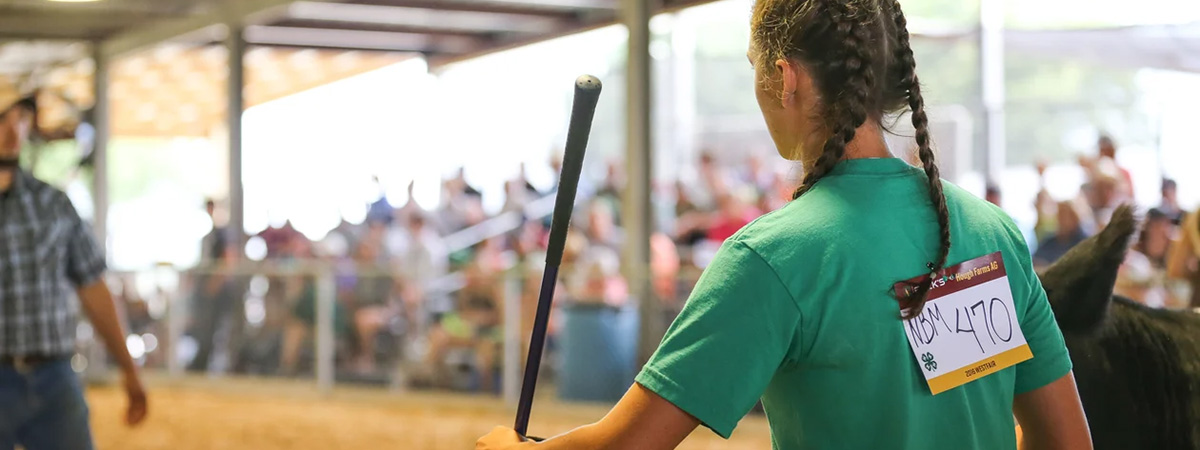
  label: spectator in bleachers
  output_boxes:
[187,198,238,372]
[199,198,230,263]
[345,235,396,373]
[422,245,503,393]
[706,188,762,244]
[1167,209,1200,308]
[672,180,709,252]
[1081,158,1123,229]
[567,200,627,307]
[651,232,681,307]
[501,179,533,215]
[743,153,774,195]
[476,235,509,273]
[1033,201,1091,270]
[758,170,791,214]
[279,238,352,376]
[320,214,360,258]
[546,153,563,194]
[1032,160,1058,243]
[697,151,726,192]
[985,184,1002,208]
[1115,208,1182,308]
[1033,191,1058,243]
[451,167,482,197]
[395,213,447,322]
[586,198,621,249]
[257,219,304,260]
[1159,178,1185,225]
[511,217,553,353]
[391,180,423,226]
[435,168,483,234]
[366,177,394,227]
[517,162,542,196]
[673,179,700,219]
[1097,134,1135,200]
[593,160,625,225]
[434,180,463,235]
[187,242,245,372]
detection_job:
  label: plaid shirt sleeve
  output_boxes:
[58,194,107,287]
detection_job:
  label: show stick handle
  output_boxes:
[545,75,602,267]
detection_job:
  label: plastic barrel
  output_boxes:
[557,302,640,402]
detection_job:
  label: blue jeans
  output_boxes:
[0,359,94,450]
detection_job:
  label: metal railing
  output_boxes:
[87,192,693,402]
[441,194,558,255]
[97,259,698,404]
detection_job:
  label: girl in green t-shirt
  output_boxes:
[479,0,1093,448]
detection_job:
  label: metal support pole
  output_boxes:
[83,42,112,383]
[166,283,184,377]
[227,23,246,250]
[621,0,656,365]
[502,273,522,405]
[980,0,1006,185]
[90,42,110,255]
[315,271,336,393]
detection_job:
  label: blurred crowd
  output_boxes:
[168,135,1197,393]
[171,149,798,392]
[1024,136,1198,310]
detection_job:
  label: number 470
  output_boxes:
[959,298,1015,352]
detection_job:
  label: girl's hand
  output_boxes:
[477,426,527,450]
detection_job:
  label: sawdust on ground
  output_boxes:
[86,376,774,450]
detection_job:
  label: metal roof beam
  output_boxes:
[269,19,495,38]
[0,10,145,40]
[284,1,563,34]
[0,32,88,42]
[99,0,299,60]
[450,0,613,10]
[344,0,614,16]
[428,0,720,68]
[0,0,197,16]
[248,43,432,56]
[244,26,484,54]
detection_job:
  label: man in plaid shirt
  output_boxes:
[1,93,147,448]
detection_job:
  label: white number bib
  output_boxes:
[893,252,1032,395]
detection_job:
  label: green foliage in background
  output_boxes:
[22,140,79,187]
[22,137,218,210]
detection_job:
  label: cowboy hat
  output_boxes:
[0,90,36,115]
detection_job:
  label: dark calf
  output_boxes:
[1040,205,1200,449]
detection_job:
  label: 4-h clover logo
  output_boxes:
[921,352,938,372]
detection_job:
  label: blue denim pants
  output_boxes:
[0,358,94,450]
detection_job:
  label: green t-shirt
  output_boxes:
[635,158,1072,449]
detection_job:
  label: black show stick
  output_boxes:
[514,75,603,439]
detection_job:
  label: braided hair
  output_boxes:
[752,0,952,320]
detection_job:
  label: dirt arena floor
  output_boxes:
[87,375,774,449]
